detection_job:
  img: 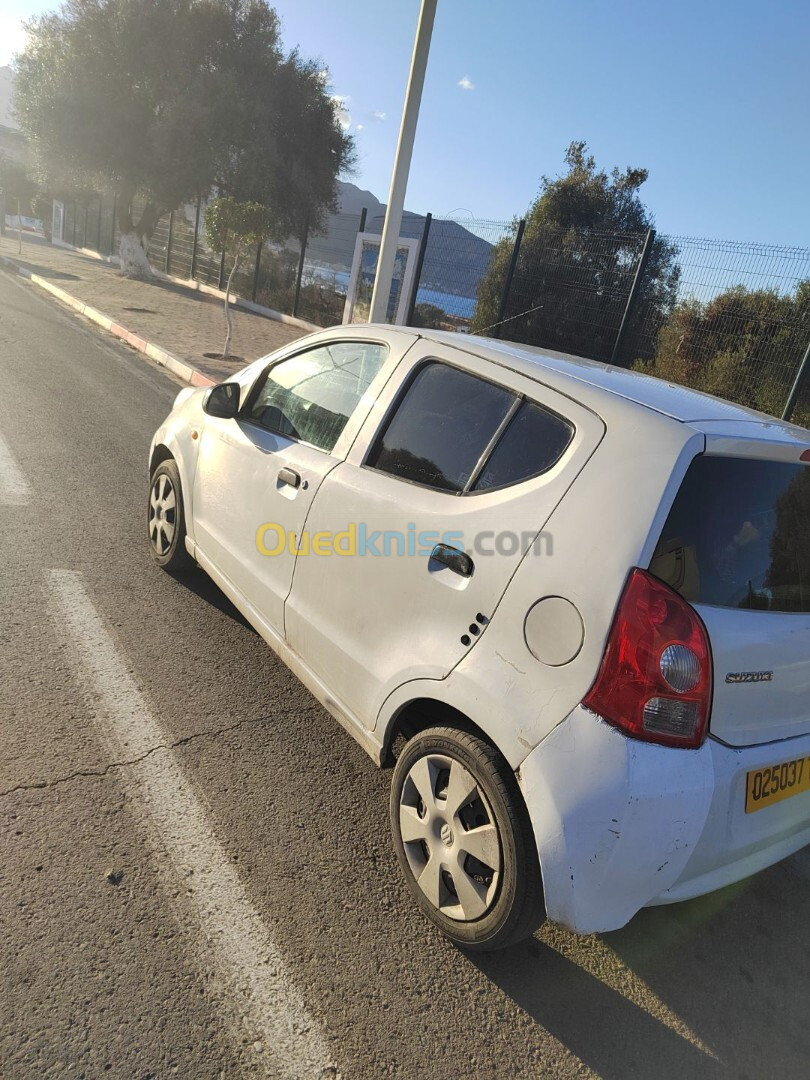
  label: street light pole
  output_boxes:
[368,0,437,323]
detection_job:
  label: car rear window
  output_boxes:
[650,455,810,612]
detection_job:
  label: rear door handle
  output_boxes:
[429,543,474,577]
[278,466,301,489]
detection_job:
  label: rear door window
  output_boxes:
[650,455,810,612]
[471,400,573,492]
[366,361,575,494]
[366,362,514,492]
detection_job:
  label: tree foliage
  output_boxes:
[638,282,810,426]
[0,155,38,249]
[204,196,275,357]
[203,8,354,240]
[410,302,446,330]
[13,0,352,272]
[204,197,275,258]
[0,155,37,206]
[471,142,679,363]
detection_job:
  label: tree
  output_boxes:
[204,11,355,242]
[204,197,275,358]
[13,0,353,277]
[471,142,679,363]
[411,302,445,330]
[0,156,37,253]
[637,281,810,425]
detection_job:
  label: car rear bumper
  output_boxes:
[517,706,810,934]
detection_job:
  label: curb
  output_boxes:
[0,253,215,388]
[53,238,322,334]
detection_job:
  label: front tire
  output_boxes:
[148,459,193,573]
[390,725,544,951]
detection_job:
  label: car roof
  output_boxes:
[382,328,808,441]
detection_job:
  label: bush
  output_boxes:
[637,282,810,422]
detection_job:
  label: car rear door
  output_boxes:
[650,431,810,746]
[284,340,604,730]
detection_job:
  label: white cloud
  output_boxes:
[356,124,364,132]
[371,110,387,122]
[457,75,475,91]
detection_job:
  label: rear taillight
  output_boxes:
[583,568,712,749]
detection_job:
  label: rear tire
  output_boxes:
[390,725,544,951]
[148,459,193,573]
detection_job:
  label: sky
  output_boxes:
[2,0,809,245]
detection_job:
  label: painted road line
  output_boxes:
[48,569,336,1080]
[0,428,32,505]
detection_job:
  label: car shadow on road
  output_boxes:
[472,859,810,1078]
[172,568,256,633]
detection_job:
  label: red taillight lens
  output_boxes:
[583,568,712,749]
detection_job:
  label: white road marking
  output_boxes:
[48,569,336,1080]
[0,428,32,505]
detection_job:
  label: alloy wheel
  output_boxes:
[149,473,177,556]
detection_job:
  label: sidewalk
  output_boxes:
[0,234,307,384]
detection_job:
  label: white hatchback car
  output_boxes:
[149,326,810,950]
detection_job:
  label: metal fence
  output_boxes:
[403,217,810,425]
[62,192,367,326]
[60,192,809,426]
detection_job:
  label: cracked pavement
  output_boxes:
[0,715,273,800]
[1,266,809,1079]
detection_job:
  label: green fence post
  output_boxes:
[165,210,174,274]
[406,212,432,325]
[782,340,810,423]
[110,193,117,256]
[292,212,310,318]
[190,195,201,280]
[610,229,656,366]
[493,219,526,339]
[252,241,262,303]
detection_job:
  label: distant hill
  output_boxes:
[309,181,495,300]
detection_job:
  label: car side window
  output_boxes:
[471,400,574,492]
[366,362,515,492]
[366,360,576,494]
[243,341,389,452]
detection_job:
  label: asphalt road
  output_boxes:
[1,266,808,1080]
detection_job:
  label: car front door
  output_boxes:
[192,336,398,636]
[285,341,604,728]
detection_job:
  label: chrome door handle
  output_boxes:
[429,544,474,577]
[278,467,301,489]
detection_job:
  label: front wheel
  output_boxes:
[390,725,544,951]
[148,459,193,573]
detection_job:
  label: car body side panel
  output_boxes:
[150,327,418,559]
[376,406,704,768]
[518,706,716,933]
[149,388,209,543]
[285,341,606,731]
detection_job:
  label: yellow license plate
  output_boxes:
[746,755,810,813]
